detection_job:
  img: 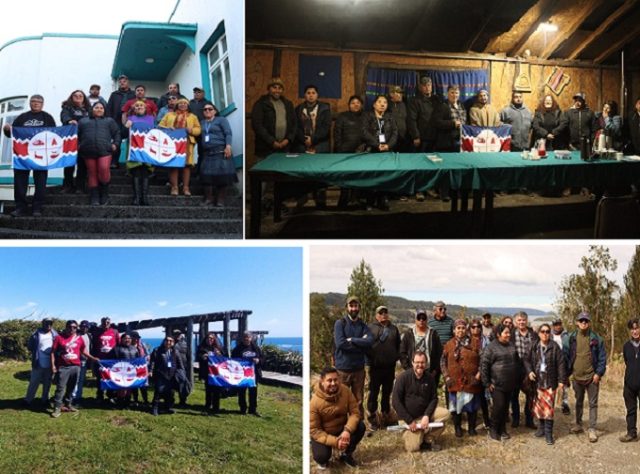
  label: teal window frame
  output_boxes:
[199,21,236,117]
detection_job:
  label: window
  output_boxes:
[0,97,27,165]
[207,34,233,111]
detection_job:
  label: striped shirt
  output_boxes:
[428,316,454,345]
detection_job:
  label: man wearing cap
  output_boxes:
[157,83,186,110]
[252,78,296,160]
[393,351,450,452]
[564,311,606,442]
[565,92,595,150]
[310,366,366,469]
[366,305,401,430]
[334,296,372,417]
[71,320,92,406]
[469,89,502,127]
[24,317,59,407]
[500,91,532,152]
[407,76,440,201]
[2,95,56,217]
[172,329,192,407]
[156,95,178,125]
[620,318,640,442]
[87,85,107,109]
[190,87,209,122]
[399,309,442,376]
[481,313,494,339]
[388,86,409,152]
[551,319,571,414]
[106,75,136,168]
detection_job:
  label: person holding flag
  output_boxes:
[198,331,224,414]
[2,94,56,217]
[231,332,263,417]
[149,335,183,416]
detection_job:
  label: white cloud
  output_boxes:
[156,301,168,307]
[15,302,38,312]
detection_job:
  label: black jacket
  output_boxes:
[294,101,331,153]
[524,340,567,390]
[407,93,440,142]
[392,368,438,424]
[149,346,183,381]
[106,88,136,121]
[532,109,568,149]
[565,107,595,148]
[624,340,640,391]
[362,111,398,151]
[628,112,640,154]
[366,321,400,369]
[480,339,520,392]
[114,344,139,360]
[333,111,364,152]
[399,327,442,373]
[434,100,465,151]
[4,111,56,137]
[77,117,120,158]
[60,105,90,125]
[251,94,296,156]
[387,100,408,139]
[231,341,263,381]
[197,339,224,381]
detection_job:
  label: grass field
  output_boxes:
[0,361,302,474]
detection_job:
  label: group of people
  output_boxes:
[252,75,632,210]
[24,316,263,418]
[3,77,237,217]
[310,295,622,470]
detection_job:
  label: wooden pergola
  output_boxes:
[116,310,268,387]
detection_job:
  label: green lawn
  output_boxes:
[0,361,302,474]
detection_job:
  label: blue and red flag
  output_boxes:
[461,125,512,152]
[98,357,149,390]
[208,355,256,388]
[12,124,78,170]
[128,123,187,167]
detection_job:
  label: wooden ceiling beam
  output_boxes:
[508,0,556,56]
[567,0,638,60]
[594,23,640,63]
[539,0,605,59]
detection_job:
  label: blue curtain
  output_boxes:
[365,68,417,110]
[423,69,489,109]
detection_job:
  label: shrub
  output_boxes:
[261,344,302,376]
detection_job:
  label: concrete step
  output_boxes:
[3,204,241,219]
[43,193,242,207]
[0,226,237,239]
[0,215,242,236]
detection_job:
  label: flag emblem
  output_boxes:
[99,357,149,390]
[12,125,78,170]
[461,125,512,152]
[129,123,187,167]
[208,355,256,387]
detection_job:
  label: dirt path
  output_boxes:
[310,377,639,473]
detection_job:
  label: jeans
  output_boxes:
[14,169,48,212]
[24,365,53,403]
[53,365,80,408]
[238,385,258,413]
[311,420,366,465]
[337,369,365,418]
[510,384,534,425]
[366,366,395,418]
[72,360,88,403]
[573,380,599,429]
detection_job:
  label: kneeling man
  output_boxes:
[310,367,366,469]
[393,351,450,451]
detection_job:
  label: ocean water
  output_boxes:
[142,336,302,353]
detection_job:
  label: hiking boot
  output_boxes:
[544,420,555,445]
[51,408,61,418]
[620,433,638,442]
[588,429,598,442]
[501,431,511,440]
[152,405,159,416]
[316,462,328,470]
[67,405,79,412]
[571,423,584,434]
[562,403,571,415]
[488,430,501,442]
[453,413,463,438]
[10,208,28,218]
[340,453,358,468]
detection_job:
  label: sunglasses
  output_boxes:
[578,319,590,323]
[203,107,215,111]
[416,315,427,321]
[539,330,550,334]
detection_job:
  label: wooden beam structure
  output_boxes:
[539,0,605,59]
[593,7,640,63]
[567,0,638,60]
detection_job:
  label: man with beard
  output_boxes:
[366,305,400,430]
[333,295,372,418]
[500,91,532,152]
[510,311,538,429]
[105,75,135,168]
[310,367,366,469]
[393,351,450,451]
[620,318,640,442]
[469,89,502,127]
[157,82,186,110]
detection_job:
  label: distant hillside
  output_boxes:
[317,292,520,324]
[477,307,557,319]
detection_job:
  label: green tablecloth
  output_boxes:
[250,151,640,194]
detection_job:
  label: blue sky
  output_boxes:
[311,244,637,313]
[0,247,302,338]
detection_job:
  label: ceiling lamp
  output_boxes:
[539,22,558,33]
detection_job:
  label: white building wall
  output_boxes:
[169,0,245,163]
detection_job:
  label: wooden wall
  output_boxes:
[245,45,623,168]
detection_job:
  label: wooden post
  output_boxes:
[186,318,194,388]
[223,313,231,357]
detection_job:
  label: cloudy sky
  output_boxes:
[0,1,177,47]
[0,247,302,338]
[310,244,637,313]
